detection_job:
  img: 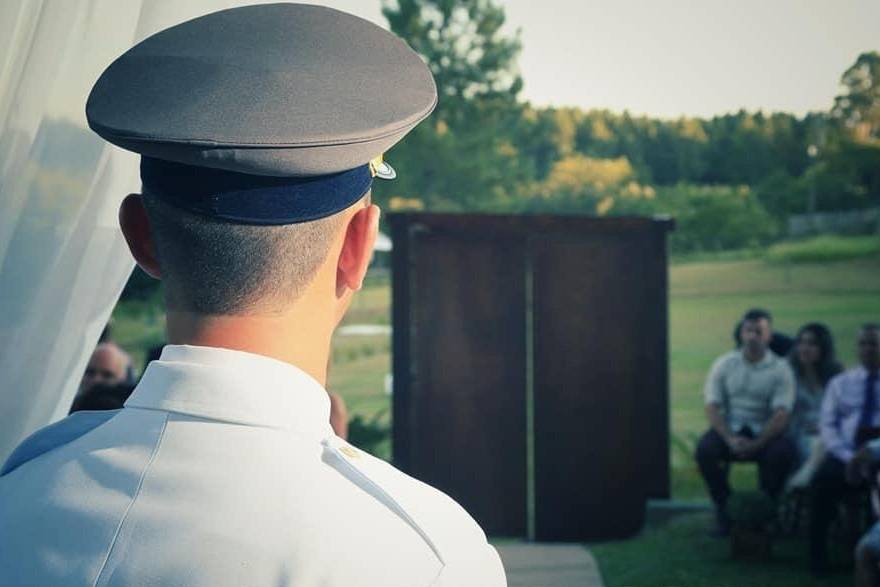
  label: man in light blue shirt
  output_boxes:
[849,435,880,587]
[695,309,797,536]
[810,323,880,576]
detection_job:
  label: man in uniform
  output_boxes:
[0,5,506,586]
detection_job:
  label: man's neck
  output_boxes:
[165,308,334,386]
[742,346,767,364]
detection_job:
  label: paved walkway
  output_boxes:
[496,543,604,587]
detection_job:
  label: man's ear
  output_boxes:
[119,193,162,279]
[336,203,380,295]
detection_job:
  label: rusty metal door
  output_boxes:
[391,220,528,537]
[531,224,669,541]
[390,213,670,541]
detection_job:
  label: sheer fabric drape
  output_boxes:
[0,0,240,462]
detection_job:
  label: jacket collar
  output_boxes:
[738,348,776,368]
[125,345,333,441]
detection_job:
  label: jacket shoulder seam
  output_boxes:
[92,412,170,587]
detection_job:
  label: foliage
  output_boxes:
[752,140,879,219]
[754,170,810,220]
[506,108,821,189]
[120,266,162,302]
[520,154,655,215]
[377,0,526,213]
[815,140,880,211]
[628,183,779,254]
[765,235,880,264]
[347,409,391,460]
[377,4,879,239]
[542,155,634,195]
[833,51,880,144]
[382,0,522,127]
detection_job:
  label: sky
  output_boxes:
[308,0,880,120]
[28,0,880,123]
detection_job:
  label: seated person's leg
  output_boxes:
[788,436,825,490]
[855,522,880,587]
[756,434,799,499]
[809,455,849,573]
[696,428,733,531]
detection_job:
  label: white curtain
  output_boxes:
[0,0,252,463]
[0,0,382,463]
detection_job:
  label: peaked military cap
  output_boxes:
[86,3,437,224]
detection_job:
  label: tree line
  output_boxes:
[375,0,880,254]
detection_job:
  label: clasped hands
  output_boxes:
[726,434,762,458]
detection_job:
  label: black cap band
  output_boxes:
[140,157,372,225]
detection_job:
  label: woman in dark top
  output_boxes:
[786,323,844,487]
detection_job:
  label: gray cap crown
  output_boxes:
[86,3,437,176]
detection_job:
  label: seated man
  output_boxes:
[731,307,794,357]
[70,382,135,414]
[810,323,880,575]
[69,342,134,415]
[849,436,880,587]
[76,342,132,396]
[696,309,797,535]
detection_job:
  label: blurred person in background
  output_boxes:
[697,309,797,536]
[811,323,880,576]
[98,321,137,383]
[786,323,844,489]
[77,342,132,396]
[143,344,165,371]
[70,382,135,414]
[731,307,794,357]
[846,436,880,587]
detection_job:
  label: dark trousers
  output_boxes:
[808,455,859,567]
[695,428,798,509]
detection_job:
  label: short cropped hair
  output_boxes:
[142,191,348,314]
[743,308,772,323]
[732,308,774,347]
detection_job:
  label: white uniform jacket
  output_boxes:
[0,345,506,587]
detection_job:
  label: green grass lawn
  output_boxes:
[591,510,855,587]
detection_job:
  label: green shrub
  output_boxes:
[348,410,391,460]
[765,235,880,264]
[629,183,781,255]
[676,185,778,253]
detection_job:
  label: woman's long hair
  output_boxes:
[789,322,843,386]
